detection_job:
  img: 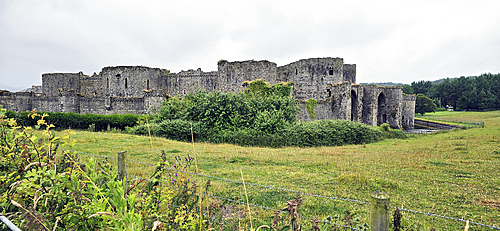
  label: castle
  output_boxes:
[0,57,415,129]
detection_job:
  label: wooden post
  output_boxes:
[370,191,389,231]
[117,151,126,181]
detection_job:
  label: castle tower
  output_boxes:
[402,94,416,129]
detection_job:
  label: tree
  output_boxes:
[415,94,437,115]
[402,84,414,95]
[411,80,433,96]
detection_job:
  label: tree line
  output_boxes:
[403,73,500,111]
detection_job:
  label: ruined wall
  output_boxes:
[32,95,58,113]
[80,74,107,96]
[0,58,415,130]
[165,69,218,97]
[144,90,167,113]
[0,91,34,112]
[296,100,334,121]
[328,81,351,120]
[100,66,167,97]
[278,58,344,101]
[380,87,403,129]
[0,91,18,111]
[402,95,416,129]
[217,60,277,93]
[343,64,356,83]
[59,90,80,113]
[79,97,107,114]
[361,85,404,128]
[350,84,364,122]
[109,97,145,114]
[42,73,82,96]
[362,84,382,126]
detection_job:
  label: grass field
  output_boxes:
[56,110,500,230]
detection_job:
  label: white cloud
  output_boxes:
[1,0,500,90]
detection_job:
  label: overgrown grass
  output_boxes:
[57,111,500,230]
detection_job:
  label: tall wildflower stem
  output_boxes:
[190,123,198,173]
[241,168,253,229]
[146,116,153,152]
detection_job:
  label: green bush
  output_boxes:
[380,123,390,131]
[131,84,388,147]
[378,125,407,139]
[134,119,382,148]
[155,90,299,134]
[8,111,139,131]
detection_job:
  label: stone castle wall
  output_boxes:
[42,73,82,97]
[0,57,415,129]
[402,94,416,129]
[277,58,344,100]
[165,69,218,97]
[218,60,277,93]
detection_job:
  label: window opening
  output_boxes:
[125,78,128,89]
[147,79,150,90]
[295,69,298,75]
[107,78,109,88]
[329,68,334,75]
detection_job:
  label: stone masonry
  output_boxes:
[0,57,415,129]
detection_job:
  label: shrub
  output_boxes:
[205,120,382,148]
[9,111,139,131]
[380,123,390,131]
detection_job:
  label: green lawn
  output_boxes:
[58,110,500,230]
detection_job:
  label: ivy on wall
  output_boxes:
[305,98,318,119]
[242,79,293,98]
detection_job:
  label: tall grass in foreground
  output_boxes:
[58,110,500,230]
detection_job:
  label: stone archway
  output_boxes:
[377,92,387,126]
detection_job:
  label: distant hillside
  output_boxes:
[362,76,473,86]
[0,83,21,92]
[360,82,404,86]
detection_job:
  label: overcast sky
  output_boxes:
[1,0,499,91]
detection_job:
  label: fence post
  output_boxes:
[370,191,389,231]
[117,151,126,181]
[0,214,22,231]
